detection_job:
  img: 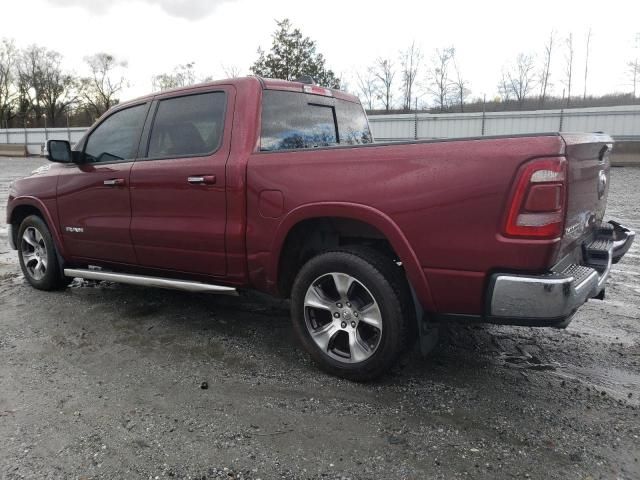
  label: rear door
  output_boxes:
[129,86,233,276]
[57,102,149,263]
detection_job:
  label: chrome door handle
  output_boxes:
[188,175,216,185]
[103,178,125,186]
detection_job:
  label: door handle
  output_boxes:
[103,178,126,186]
[188,175,216,185]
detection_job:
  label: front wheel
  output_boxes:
[290,246,413,381]
[17,215,71,291]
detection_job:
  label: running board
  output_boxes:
[63,268,238,295]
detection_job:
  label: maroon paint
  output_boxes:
[6,77,612,317]
[128,85,236,276]
[56,161,137,264]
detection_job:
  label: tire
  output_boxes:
[290,246,414,381]
[17,215,72,291]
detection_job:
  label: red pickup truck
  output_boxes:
[6,77,635,380]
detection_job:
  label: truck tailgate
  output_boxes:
[558,133,613,259]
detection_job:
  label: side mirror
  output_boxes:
[46,139,73,163]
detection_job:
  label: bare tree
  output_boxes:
[505,53,537,108]
[399,41,422,111]
[337,73,352,94]
[355,69,377,110]
[152,62,196,91]
[629,33,640,98]
[222,64,242,78]
[17,45,47,124]
[372,57,395,112]
[630,61,640,98]
[0,39,18,128]
[427,47,455,111]
[37,49,76,126]
[538,30,554,107]
[81,53,127,118]
[497,72,511,104]
[583,28,592,100]
[151,73,178,92]
[563,33,574,107]
[452,54,470,112]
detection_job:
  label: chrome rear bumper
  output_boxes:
[488,221,634,325]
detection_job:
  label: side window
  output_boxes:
[260,91,338,151]
[147,91,226,158]
[336,101,373,145]
[84,104,147,163]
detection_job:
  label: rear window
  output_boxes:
[147,91,225,158]
[260,90,372,152]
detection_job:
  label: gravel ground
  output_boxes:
[1,157,639,480]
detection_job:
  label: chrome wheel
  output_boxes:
[21,226,48,281]
[304,272,383,364]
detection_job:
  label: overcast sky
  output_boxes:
[4,0,640,105]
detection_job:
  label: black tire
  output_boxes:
[290,246,414,381]
[17,215,72,291]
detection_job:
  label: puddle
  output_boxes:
[553,365,640,406]
[572,321,639,346]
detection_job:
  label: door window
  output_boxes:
[260,91,339,151]
[146,92,226,158]
[84,104,147,163]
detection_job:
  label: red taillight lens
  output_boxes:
[503,157,567,239]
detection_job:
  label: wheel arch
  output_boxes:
[269,202,435,311]
[8,197,67,258]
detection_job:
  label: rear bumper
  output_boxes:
[487,221,635,326]
[610,221,635,263]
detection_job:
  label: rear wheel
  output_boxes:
[17,215,71,291]
[291,246,413,381]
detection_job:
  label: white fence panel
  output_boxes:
[418,113,484,139]
[0,128,87,154]
[370,105,640,142]
[1,105,639,155]
[484,111,561,136]
[368,115,415,141]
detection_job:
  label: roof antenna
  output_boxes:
[295,75,316,85]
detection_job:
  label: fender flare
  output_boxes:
[268,202,435,311]
[8,196,68,258]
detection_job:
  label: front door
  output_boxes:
[129,87,233,276]
[57,102,149,264]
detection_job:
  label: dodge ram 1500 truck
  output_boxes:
[6,77,635,380]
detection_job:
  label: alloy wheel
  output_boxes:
[21,226,48,281]
[303,272,383,364]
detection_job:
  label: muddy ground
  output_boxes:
[0,157,639,480]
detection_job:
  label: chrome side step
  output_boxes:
[63,268,238,295]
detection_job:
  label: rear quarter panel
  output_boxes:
[246,135,566,314]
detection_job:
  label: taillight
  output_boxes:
[503,157,567,239]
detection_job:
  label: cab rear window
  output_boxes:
[260,90,372,152]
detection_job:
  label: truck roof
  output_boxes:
[118,76,360,109]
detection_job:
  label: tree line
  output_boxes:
[0,40,128,128]
[361,29,640,114]
[1,21,639,129]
